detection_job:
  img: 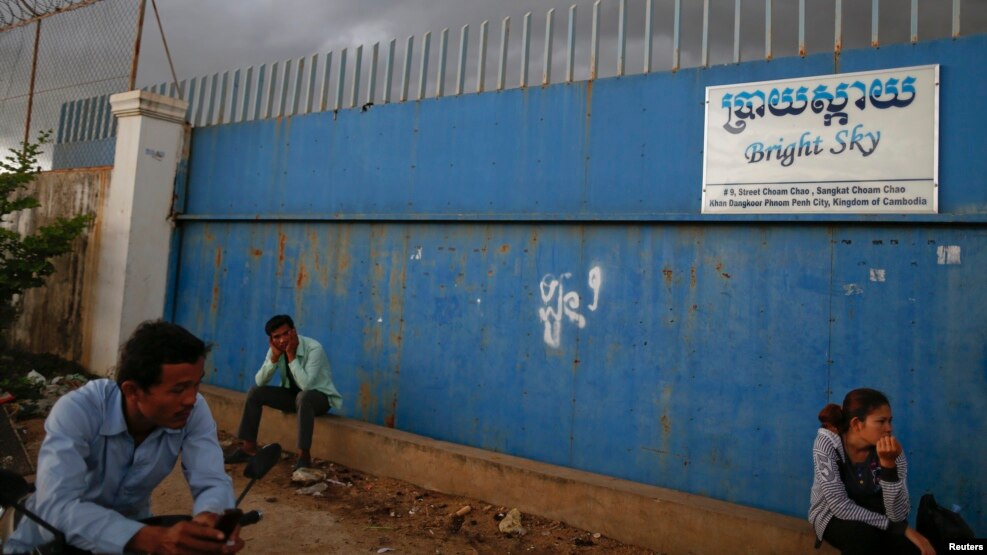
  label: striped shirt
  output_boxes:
[807,428,910,540]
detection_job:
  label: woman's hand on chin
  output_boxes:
[876,435,902,468]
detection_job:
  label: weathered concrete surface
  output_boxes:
[88,91,189,376]
[3,167,109,365]
[203,385,834,554]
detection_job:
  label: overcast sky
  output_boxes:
[138,0,987,97]
[3,1,984,161]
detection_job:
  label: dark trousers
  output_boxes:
[236,385,330,451]
[823,517,920,555]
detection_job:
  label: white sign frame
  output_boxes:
[702,65,939,215]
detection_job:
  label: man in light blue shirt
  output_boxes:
[3,321,242,554]
[225,315,341,471]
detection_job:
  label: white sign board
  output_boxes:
[702,65,938,214]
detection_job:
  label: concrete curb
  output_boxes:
[202,385,832,554]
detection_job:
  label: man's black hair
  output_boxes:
[116,320,210,390]
[265,314,295,336]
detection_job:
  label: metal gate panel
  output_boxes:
[828,225,987,522]
[171,221,973,518]
[172,35,987,528]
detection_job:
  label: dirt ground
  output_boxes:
[16,419,657,554]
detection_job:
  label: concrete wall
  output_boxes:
[3,167,109,366]
[86,92,189,376]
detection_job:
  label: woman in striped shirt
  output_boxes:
[808,388,935,554]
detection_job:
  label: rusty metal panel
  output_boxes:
[171,220,986,527]
[173,222,829,505]
[827,226,987,527]
[173,36,987,530]
[185,35,987,221]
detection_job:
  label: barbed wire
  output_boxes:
[0,0,102,32]
[0,0,138,168]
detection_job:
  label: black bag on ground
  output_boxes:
[917,493,975,551]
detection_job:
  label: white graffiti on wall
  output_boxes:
[538,266,602,349]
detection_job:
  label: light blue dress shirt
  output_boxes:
[4,379,234,554]
[256,334,342,409]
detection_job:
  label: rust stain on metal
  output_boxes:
[385,235,411,430]
[210,247,223,314]
[499,244,510,254]
[315,251,333,291]
[385,395,397,428]
[278,231,287,265]
[338,246,351,272]
[389,268,406,315]
[250,248,263,257]
[662,267,673,284]
[690,266,696,288]
[358,381,376,415]
[585,79,593,117]
[308,229,324,284]
[332,226,353,297]
[660,414,671,435]
[296,262,308,288]
[315,250,329,289]
[363,226,387,354]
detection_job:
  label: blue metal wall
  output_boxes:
[172,36,987,529]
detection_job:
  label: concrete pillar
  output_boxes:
[85,91,188,376]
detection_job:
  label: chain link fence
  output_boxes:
[0,0,140,170]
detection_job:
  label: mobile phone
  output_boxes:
[215,508,243,538]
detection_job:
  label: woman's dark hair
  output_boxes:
[818,388,891,434]
[265,314,295,336]
[116,320,209,391]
